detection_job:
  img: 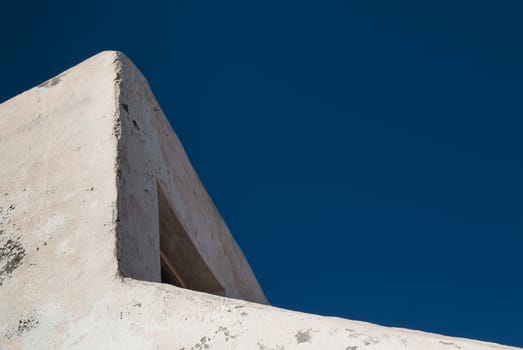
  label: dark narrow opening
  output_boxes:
[160,255,182,287]
[157,182,225,296]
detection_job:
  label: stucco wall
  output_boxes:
[114,54,267,301]
[0,51,519,350]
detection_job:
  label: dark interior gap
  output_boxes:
[157,181,225,296]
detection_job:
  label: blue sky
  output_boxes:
[1,0,522,346]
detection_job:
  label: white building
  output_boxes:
[0,51,518,349]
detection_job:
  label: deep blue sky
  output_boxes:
[1,0,522,346]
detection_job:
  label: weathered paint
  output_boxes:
[0,51,519,350]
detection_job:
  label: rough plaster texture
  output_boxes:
[0,51,519,350]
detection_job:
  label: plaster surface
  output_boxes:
[0,51,519,350]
